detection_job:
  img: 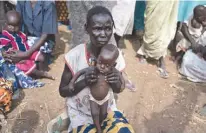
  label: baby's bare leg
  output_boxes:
[100,101,108,124]
[90,100,102,133]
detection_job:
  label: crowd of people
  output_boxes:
[0,1,206,133]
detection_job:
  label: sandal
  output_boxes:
[158,68,169,79]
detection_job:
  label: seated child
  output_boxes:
[0,11,54,80]
[173,5,206,65]
[68,44,125,133]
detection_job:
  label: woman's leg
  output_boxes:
[36,53,49,71]
[30,69,55,80]
[179,50,206,82]
[136,54,146,64]
[157,56,169,78]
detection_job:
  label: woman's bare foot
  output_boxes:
[32,69,55,80]
[137,54,147,64]
[157,56,169,79]
[42,72,55,80]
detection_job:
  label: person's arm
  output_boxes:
[59,64,87,97]
[26,34,48,56]
[68,69,86,91]
[5,34,48,63]
[26,1,58,56]
[181,22,196,47]
[106,68,125,93]
[59,64,98,97]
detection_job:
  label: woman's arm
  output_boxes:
[106,68,125,93]
[68,69,86,91]
[181,23,196,47]
[5,34,48,62]
[26,34,48,56]
[59,64,87,97]
[27,2,57,56]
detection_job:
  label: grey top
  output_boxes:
[16,1,57,41]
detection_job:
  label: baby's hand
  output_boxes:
[68,84,75,92]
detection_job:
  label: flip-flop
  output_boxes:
[137,58,147,64]
[125,79,137,92]
[158,68,169,79]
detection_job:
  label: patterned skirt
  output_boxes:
[69,111,135,133]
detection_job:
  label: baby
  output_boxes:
[68,44,123,133]
[0,11,54,80]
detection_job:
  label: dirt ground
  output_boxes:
[2,25,206,133]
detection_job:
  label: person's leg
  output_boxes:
[90,100,102,133]
[136,54,146,64]
[174,51,185,68]
[31,69,55,80]
[169,22,183,58]
[99,101,108,124]
[36,53,50,71]
[136,43,147,64]
[157,56,169,78]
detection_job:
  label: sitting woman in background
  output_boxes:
[172,5,206,67]
[179,5,206,83]
[5,1,57,71]
[59,6,134,133]
[1,11,54,80]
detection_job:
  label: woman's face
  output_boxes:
[86,13,113,48]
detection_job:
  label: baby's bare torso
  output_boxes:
[90,73,110,101]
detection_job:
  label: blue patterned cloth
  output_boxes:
[0,51,44,90]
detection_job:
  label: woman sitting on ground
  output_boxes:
[59,6,134,133]
[179,5,206,82]
[5,1,57,71]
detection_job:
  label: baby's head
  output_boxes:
[96,44,119,74]
[193,5,206,27]
[5,11,21,33]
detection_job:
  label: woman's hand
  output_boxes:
[106,68,124,93]
[5,50,29,63]
[85,66,98,85]
[106,68,121,83]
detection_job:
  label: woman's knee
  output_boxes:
[36,54,45,62]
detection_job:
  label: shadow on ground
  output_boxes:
[10,90,25,113]
[11,110,39,133]
[144,81,199,133]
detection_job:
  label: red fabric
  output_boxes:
[2,30,29,51]
[16,51,41,75]
[0,30,42,75]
